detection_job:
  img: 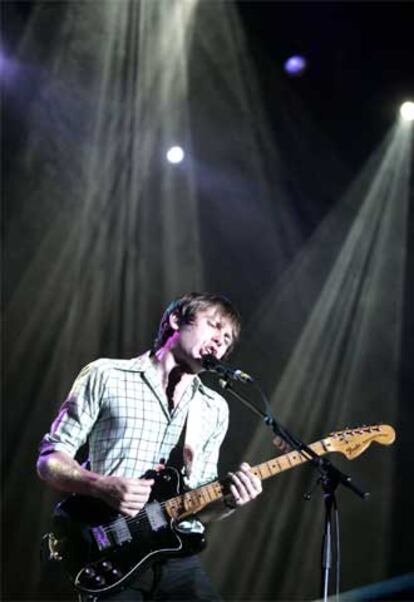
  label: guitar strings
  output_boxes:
[96,444,322,535]
[96,451,311,536]
[96,451,306,535]
[92,428,379,536]
[97,488,227,535]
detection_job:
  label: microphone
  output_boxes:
[201,354,254,384]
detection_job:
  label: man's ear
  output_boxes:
[168,312,180,331]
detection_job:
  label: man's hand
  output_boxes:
[226,462,262,508]
[36,452,154,518]
[97,475,154,517]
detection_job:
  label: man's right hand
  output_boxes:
[97,475,154,517]
[37,451,154,517]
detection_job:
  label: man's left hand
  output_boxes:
[227,462,262,508]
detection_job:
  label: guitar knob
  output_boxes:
[84,567,96,577]
[100,560,113,572]
[111,568,122,578]
[94,575,106,586]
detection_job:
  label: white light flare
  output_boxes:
[166,146,185,164]
[400,101,414,122]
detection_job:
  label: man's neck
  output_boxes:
[152,347,195,393]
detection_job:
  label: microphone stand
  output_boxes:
[218,377,369,602]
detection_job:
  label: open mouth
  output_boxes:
[201,347,217,358]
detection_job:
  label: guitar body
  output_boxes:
[48,468,205,596]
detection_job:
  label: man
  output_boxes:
[37,292,262,601]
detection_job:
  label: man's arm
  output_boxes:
[37,451,154,517]
[37,361,153,517]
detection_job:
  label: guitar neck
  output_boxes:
[253,440,326,481]
[165,439,328,520]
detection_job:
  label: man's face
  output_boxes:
[169,306,235,372]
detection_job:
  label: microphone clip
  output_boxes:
[201,354,254,384]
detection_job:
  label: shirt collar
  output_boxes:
[116,351,216,401]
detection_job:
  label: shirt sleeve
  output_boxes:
[38,360,106,458]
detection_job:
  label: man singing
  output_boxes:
[37,292,262,601]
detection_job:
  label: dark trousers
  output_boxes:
[81,556,220,602]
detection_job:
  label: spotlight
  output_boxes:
[166,146,185,164]
[399,101,414,122]
[284,55,307,77]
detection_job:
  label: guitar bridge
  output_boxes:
[91,525,112,551]
[92,516,132,550]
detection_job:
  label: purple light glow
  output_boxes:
[0,50,6,74]
[284,55,307,77]
[0,50,18,82]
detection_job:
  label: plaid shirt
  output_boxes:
[39,352,229,489]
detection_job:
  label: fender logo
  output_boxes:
[345,443,363,454]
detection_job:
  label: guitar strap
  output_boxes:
[182,395,204,480]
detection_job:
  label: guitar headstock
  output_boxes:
[324,424,396,459]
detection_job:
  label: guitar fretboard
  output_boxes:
[165,439,328,520]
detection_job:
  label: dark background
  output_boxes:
[238,1,413,168]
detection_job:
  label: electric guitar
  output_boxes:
[44,424,395,596]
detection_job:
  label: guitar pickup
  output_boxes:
[145,502,168,531]
[111,518,133,545]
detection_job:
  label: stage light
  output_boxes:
[284,55,307,77]
[400,101,414,122]
[166,146,185,163]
